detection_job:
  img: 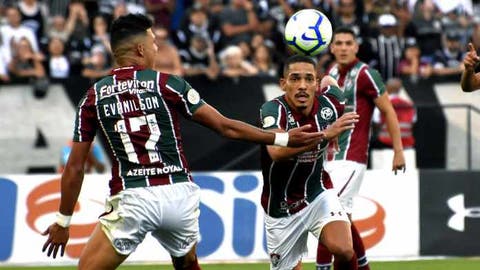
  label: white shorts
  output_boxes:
[99,182,200,257]
[323,160,366,213]
[264,189,349,270]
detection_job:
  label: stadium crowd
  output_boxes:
[0,0,479,93]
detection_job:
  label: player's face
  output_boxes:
[281,62,318,113]
[330,32,358,67]
[144,28,158,69]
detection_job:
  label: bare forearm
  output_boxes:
[267,143,317,161]
[461,69,480,92]
[220,118,275,144]
[59,166,84,215]
[384,111,403,152]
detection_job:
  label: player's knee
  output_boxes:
[328,243,354,261]
[172,253,200,270]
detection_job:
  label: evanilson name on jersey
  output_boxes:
[100,79,156,97]
[103,96,160,116]
[126,165,184,176]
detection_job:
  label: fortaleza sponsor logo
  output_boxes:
[126,165,184,176]
[99,79,155,98]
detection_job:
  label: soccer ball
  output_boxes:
[284,9,333,56]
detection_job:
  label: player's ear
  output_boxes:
[137,43,145,56]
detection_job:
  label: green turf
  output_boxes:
[2,259,480,270]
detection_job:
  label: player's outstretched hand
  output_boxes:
[286,124,325,147]
[464,43,480,71]
[323,112,359,140]
[42,223,69,259]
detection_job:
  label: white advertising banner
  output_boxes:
[0,170,418,265]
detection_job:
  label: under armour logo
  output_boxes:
[447,194,480,232]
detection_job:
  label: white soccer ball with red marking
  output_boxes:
[284,9,333,56]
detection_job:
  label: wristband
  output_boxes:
[56,212,72,228]
[274,132,289,147]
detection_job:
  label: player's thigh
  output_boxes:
[320,220,353,255]
[152,183,201,258]
[306,189,349,237]
[79,223,128,270]
[264,214,308,270]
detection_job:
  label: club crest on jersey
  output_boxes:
[270,253,281,267]
[187,89,200,105]
[350,67,358,77]
[263,116,276,128]
[287,113,296,125]
[320,107,334,120]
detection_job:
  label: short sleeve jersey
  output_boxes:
[73,65,205,195]
[327,59,385,164]
[259,86,344,218]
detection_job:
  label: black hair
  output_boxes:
[282,55,317,77]
[110,13,153,52]
[333,26,356,39]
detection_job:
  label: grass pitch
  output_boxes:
[3,258,480,270]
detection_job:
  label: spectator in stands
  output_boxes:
[398,39,432,82]
[81,45,111,83]
[404,0,443,64]
[332,0,371,42]
[218,0,259,49]
[7,37,45,82]
[46,0,70,17]
[219,45,258,78]
[65,0,91,75]
[461,42,480,92]
[368,13,405,81]
[174,6,221,51]
[276,0,334,20]
[432,32,465,77]
[145,0,176,29]
[179,34,220,80]
[153,25,183,75]
[45,15,70,43]
[46,37,70,82]
[58,140,106,174]
[112,2,128,20]
[91,14,111,54]
[252,43,277,77]
[8,37,49,97]
[0,6,40,65]
[18,0,48,44]
[439,5,471,45]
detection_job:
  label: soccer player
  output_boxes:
[41,14,325,270]
[460,43,480,92]
[260,55,360,270]
[315,27,406,270]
